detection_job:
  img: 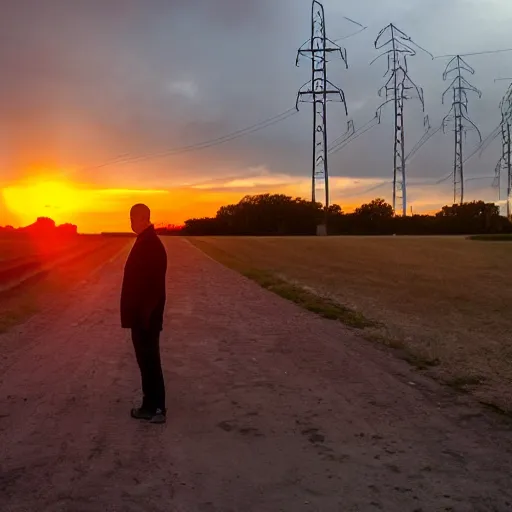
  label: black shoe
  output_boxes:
[130,407,153,420]
[150,408,166,424]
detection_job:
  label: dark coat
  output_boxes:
[121,225,167,331]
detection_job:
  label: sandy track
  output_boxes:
[1,238,511,512]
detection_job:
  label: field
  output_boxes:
[189,236,512,413]
[0,234,131,332]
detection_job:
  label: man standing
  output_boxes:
[121,204,168,424]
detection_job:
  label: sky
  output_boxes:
[1,0,512,232]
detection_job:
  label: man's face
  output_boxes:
[130,214,145,235]
[130,204,151,234]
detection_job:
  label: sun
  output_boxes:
[3,180,88,225]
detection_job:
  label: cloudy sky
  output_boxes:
[1,0,512,231]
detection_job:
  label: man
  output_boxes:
[121,204,168,424]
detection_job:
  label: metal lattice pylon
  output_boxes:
[442,56,482,205]
[372,24,429,216]
[494,80,512,218]
[296,1,349,208]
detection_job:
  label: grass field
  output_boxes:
[190,236,512,413]
[0,236,84,262]
[468,234,512,241]
[0,235,130,333]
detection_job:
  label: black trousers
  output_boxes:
[131,328,166,413]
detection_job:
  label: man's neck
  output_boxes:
[137,223,153,236]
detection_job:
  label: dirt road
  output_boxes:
[1,238,511,512]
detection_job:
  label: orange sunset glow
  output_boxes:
[2,178,198,233]
[1,173,308,233]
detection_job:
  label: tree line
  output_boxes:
[177,194,512,236]
[0,217,78,237]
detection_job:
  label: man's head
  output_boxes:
[130,204,152,235]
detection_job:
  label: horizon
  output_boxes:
[1,175,462,234]
[0,193,497,235]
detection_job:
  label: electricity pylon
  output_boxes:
[372,24,430,216]
[494,79,512,219]
[296,0,349,208]
[441,56,482,205]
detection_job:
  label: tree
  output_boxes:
[436,201,504,234]
[436,200,500,219]
[354,198,394,220]
[181,195,512,236]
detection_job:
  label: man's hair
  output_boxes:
[130,203,151,221]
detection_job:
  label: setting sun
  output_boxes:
[3,180,89,226]
[1,178,205,232]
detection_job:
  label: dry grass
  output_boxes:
[0,236,82,262]
[0,237,130,333]
[189,236,512,413]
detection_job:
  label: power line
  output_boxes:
[332,26,368,43]
[406,124,443,162]
[328,114,378,153]
[329,115,380,155]
[342,16,365,29]
[432,126,502,186]
[332,121,379,154]
[328,120,355,151]
[436,173,453,185]
[477,124,503,157]
[336,180,391,199]
[434,48,512,60]
[331,16,368,43]
[339,173,458,199]
[466,176,495,183]
[75,108,298,175]
[338,172,497,202]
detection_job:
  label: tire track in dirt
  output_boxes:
[0,237,511,511]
